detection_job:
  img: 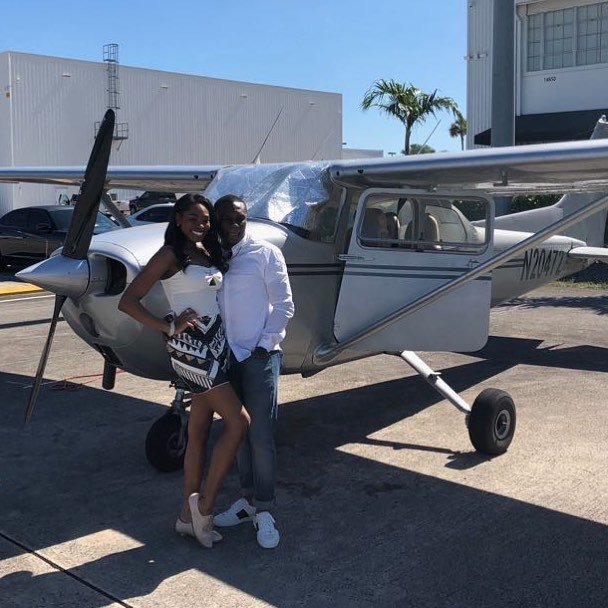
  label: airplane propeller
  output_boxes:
[23,109,115,423]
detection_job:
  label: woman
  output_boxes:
[119,193,249,548]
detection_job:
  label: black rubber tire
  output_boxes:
[468,388,516,455]
[0,252,6,270]
[145,412,188,472]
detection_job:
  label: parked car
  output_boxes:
[129,203,175,226]
[107,191,130,214]
[129,191,177,214]
[62,192,129,214]
[0,205,119,269]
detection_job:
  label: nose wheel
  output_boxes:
[145,384,189,472]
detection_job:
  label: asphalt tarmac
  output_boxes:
[1,285,608,607]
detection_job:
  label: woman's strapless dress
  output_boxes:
[161,265,229,393]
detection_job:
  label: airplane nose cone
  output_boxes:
[16,256,90,299]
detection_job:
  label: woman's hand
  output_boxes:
[174,308,198,334]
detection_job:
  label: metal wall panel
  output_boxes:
[341,148,383,159]
[0,51,342,211]
[0,53,15,215]
[466,0,494,149]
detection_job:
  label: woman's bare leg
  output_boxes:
[198,384,249,515]
[179,398,213,522]
[180,384,249,520]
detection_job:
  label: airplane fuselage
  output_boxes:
[59,216,590,382]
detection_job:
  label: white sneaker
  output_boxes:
[214,498,256,527]
[175,517,222,542]
[254,511,280,549]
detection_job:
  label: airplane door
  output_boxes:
[334,188,494,353]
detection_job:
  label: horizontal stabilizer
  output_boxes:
[568,246,608,261]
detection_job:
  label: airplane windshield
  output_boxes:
[205,162,338,241]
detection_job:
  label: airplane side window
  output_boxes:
[357,193,488,253]
[359,197,413,247]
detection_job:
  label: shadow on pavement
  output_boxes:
[500,293,608,316]
[474,335,608,372]
[1,360,607,608]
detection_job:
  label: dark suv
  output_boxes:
[129,191,177,214]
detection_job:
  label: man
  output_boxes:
[213,194,294,549]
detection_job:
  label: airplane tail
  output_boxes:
[493,116,608,247]
[554,116,608,246]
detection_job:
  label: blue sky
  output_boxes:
[0,0,467,156]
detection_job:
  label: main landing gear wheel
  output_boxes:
[468,388,516,455]
[145,412,188,472]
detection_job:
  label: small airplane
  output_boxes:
[5,109,608,471]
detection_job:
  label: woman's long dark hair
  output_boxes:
[164,193,228,272]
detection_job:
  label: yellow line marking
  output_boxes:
[0,284,43,295]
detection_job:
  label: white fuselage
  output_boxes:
[58,217,590,380]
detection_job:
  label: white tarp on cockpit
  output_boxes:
[204,162,331,235]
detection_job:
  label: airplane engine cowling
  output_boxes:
[61,247,174,380]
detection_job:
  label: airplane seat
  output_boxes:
[400,214,441,250]
[385,212,400,239]
[423,213,441,244]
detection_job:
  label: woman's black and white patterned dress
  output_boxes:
[162,265,229,393]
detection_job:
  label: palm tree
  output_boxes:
[449,113,467,150]
[361,79,460,155]
[407,143,435,155]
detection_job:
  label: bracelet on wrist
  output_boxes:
[167,319,175,337]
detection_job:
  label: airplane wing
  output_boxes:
[0,165,223,191]
[2,127,608,196]
[568,246,608,262]
[329,137,608,195]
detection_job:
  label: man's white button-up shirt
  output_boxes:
[218,233,294,362]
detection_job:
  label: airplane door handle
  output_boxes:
[336,254,371,261]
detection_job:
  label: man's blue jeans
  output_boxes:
[229,351,281,512]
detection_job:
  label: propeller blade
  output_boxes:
[23,110,115,423]
[62,109,115,260]
[23,294,67,424]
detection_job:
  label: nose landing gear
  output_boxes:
[145,382,190,472]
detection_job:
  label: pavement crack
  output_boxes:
[0,529,135,608]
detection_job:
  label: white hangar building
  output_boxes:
[467,0,608,148]
[0,50,342,215]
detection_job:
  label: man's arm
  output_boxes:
[257,246,294,352]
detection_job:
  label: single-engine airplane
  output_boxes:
[6,109,608,471]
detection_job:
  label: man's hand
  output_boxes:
[251,346,269,359]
